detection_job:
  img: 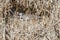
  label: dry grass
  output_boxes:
[0,0,60,40]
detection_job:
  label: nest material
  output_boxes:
[0,0,60,40]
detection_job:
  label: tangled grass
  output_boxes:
[0,0,60,40]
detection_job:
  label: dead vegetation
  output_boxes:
[0,0,60,40]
